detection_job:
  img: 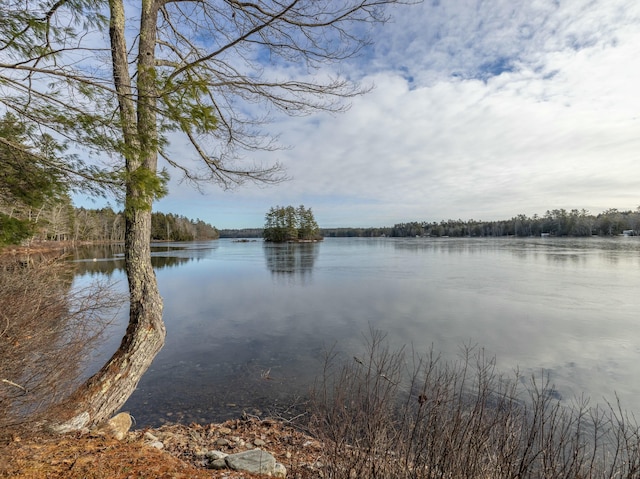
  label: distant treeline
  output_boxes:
[10,203,219,243]
[219,227,384,238]
[388,208,639,238]
[219,228,264,238]
[149,212,219,241]
[222,208,640,239]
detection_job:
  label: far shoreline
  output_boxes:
[0,240,124,259]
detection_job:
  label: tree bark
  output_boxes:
[50,0,166,431]
[52,225,164,429]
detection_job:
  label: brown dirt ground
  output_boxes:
[0,418,325,479]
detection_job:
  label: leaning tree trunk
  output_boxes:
[50,208,165,431]
[48,0,166,431]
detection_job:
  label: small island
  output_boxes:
[263,204,323,242]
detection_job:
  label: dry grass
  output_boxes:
[309,330,640,479]
[0,254,122,436]
[0,433,213,479]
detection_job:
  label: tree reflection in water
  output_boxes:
[71,243,195,277]
[263,242,320,284]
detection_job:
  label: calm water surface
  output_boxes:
[72,237,640,427]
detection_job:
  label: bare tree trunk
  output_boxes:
[51,208,165,431]
[49,0,166,431]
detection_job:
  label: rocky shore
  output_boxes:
[134,416,325,478]
[0,415,325,478]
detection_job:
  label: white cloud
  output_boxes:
[149,0,640,228]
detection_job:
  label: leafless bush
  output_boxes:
[309,330,640,479]
[0,256,122,437]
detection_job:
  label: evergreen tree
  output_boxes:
[297,205,320,240]
[0,113,68,244]
[264,205,321,242]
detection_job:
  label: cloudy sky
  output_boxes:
[86,0,640,229]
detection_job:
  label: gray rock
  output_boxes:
[206,450,228,461]
[225,449,277,475]
[207,458,228,470]
[215,438,230,446]
[254,438,266,447]
[148,441,164,449]
[274,462,287,478]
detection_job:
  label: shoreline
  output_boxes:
[0,416,322,478]
[0,240,123,258]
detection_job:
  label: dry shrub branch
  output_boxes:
[309,330,640,479]
[0,256,123,437]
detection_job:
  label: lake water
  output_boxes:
[71,237,640,427]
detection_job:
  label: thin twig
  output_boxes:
[0,314,9,337]
[2,378,28,393]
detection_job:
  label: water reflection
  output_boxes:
[69,241,219,275]
[72,237,640,427]
[391,236,640,266]
[263,242,320,284]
